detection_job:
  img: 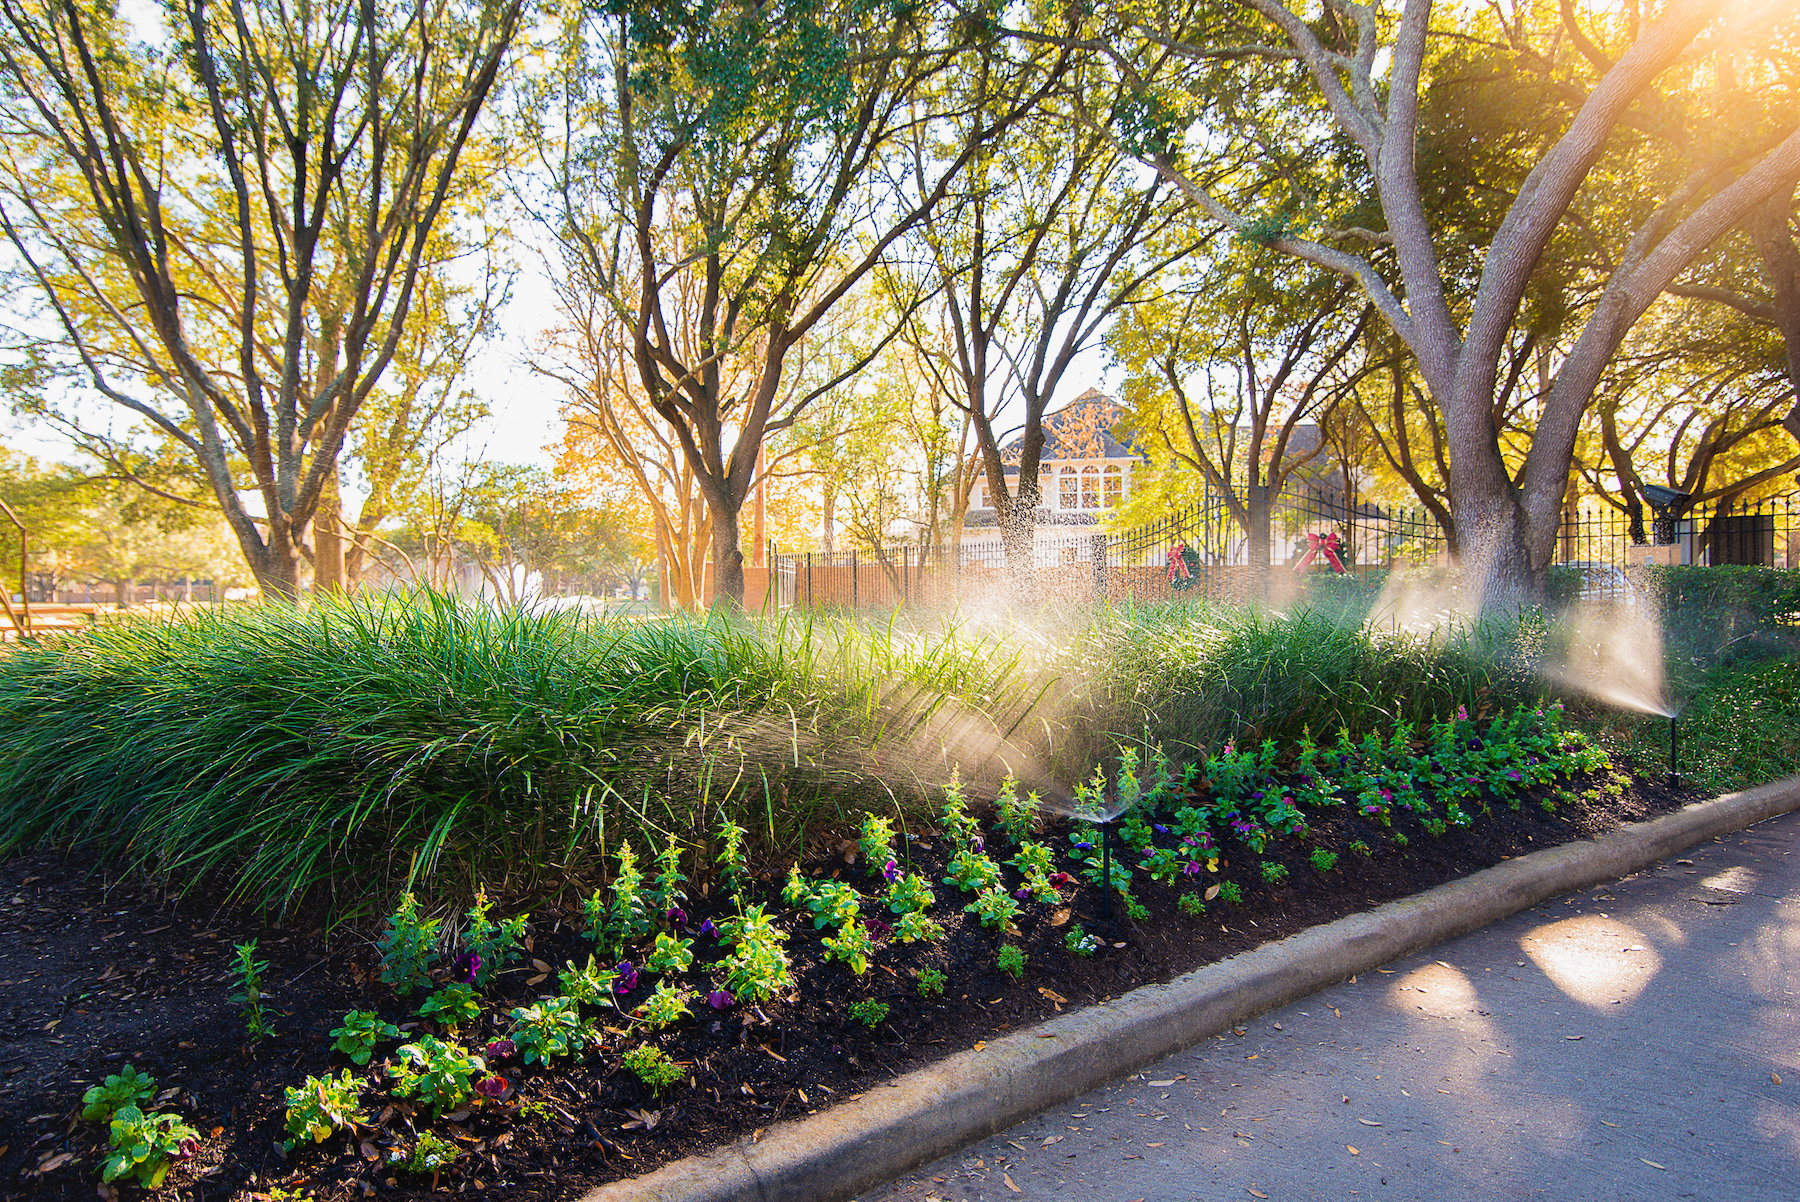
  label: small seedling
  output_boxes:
[858,812,896,876]
[1177,892,1205,917]
[1217,881,1244,904]
[1258,860,1290,885]
[892,910,944,943]
[915,967,947,997]
[1309,848,1339,873]
[403,1130,461,1175]
[823,919,875,975]
[1065,923,1100,957]
[996,945,1027,980]
[848,999,890,1028]
[559,954,621,1006]
[965,886,1021,931]
[389,1035,485,1115]
[645,932,695,975]
[231,939,274,1040]
[622,1044,685,1093]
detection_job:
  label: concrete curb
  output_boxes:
[582,774,1800,1202]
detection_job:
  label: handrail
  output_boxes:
[0,497,27,637]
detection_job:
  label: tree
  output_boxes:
[0,0,523,597]
[1111,250,1376,571]
[1038,0,1800,605]
[530,0,1071,606]
[899,83,1198,581]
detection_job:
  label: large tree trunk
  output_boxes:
[1745,185,1800,441]
[314,465,346,594]
[709,500,746,610]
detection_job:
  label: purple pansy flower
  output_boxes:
[1048,872,1073,887]
[614,960,639,994]
[474,1074,509,1099]
[697,919,718,940]
[453,950,482,983]
[971,836,984,854]
[882,859,900,883]
[1072,841,1093,851]
[666,907,687,929]
[1183,861,1204,875]
[867,916,892,939]
[485,1038,517,1061]
[706,989,735,1010]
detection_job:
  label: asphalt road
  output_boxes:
[858,811,1800,1202]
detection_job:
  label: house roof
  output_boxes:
[1000,389,1139,468]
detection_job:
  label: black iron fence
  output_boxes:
[765,490,1800,612]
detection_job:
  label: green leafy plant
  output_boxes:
[804,879,863,930]
[377,892,441,997]
[858,811,896,877]
[1065,923,1100,957]
[330,1011,402,1065]
[938,768,979,850]
[1349,840,1373,857]
[622,1044,684,1093]
[650,834,687,916]
[390,1035,485,1115]
[508,997,597,1064]
[81,1065,158,1123]
[781,863,818,908]
[884,871,935,914]
[823,918,875,975]
[965,886,1021,931]
[463,891,527,987]
[1309,848,1339,873]
[716,813,751,900]
[417,983,481,1031]
[559,954,621,1006]
[848,999,889,1028]
[634,982,693,1030]
[892,910,943,943]
[1259,860,1289,885]
[1010,841,1060,903]
[283,1069,365,1147]
[996,944,1027,980]
[403,1130,461,1175]
[231,939,274,1040]
[1177,892,1205,916]
[995,772,1039,846]
[718,905,792,1003]
[944,847,1000,893]
[645,932,695,975]
[100,1105,198,1189]
[608,839,652,951]
[915,967,947,997]
[1217,881,1244,904]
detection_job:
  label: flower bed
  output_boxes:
[3,703,1691,1200]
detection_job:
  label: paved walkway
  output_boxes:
[859,812,1800,1202]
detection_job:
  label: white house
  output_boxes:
[961,389,1142,563]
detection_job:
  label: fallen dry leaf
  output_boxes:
[1358,1119,1382,1126]
[1004,1173,1021,1193]
[1640,1159,1666,1170]
[1147,1076,1185,1087]
[973,1041,987,1051]
[1204,884,1222,901]
[1038,987,1069,1005]
[531,959,552,973]
[1041,1135,1063,1146]
[1347,1146,1360,1155]
[1601,1120,1622,1128]
[1249,1191,1269,1199]
[525,973,548,986]
[1774,1073,1784,1086]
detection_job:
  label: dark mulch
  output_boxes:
[1,771,1696,1201]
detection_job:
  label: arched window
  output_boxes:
[1059,466,1077,510]
[1104,464,1123,508]
[1081,465,1101,510]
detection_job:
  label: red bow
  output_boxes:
[1295,531,1346,573]
[1167,543,1192,583]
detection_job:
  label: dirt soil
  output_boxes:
[0,772,1695,1201]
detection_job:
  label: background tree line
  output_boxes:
[0,0,1795,610]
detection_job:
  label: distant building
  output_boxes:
[961,389,1143,562]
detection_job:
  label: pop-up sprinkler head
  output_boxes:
[1669,713,1679,787]
[1100,823,1113,919]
